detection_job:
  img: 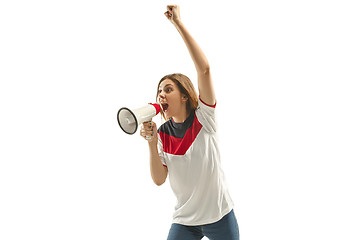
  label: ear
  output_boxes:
[181,94,188,102]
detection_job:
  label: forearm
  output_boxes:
[148,141,167,186]
[174,20,210,74]
[165,5,215,104]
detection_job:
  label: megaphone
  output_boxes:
[117,103,161,134]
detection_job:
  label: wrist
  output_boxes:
[148,138,157,147]
[173,19,183,27]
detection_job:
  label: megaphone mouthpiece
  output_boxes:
[148,103,161,115]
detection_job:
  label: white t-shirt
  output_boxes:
[157,98,234,226]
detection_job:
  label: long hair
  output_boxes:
[156,73,198,120]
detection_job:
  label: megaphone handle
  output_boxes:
[143,120,153,140]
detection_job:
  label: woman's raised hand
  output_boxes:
[164,5,181,25]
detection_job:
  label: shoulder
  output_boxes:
[198,96,217,109]
[195,97,217,133]
[196,97,217,117]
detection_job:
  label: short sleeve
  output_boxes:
[195,97,217,133]
[157,134,167,167]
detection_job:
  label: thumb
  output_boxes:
[164,11,172,19]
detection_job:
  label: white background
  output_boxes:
[1,0,359,239]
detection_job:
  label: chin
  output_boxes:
[164,111,172,119]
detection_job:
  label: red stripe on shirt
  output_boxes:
[159,114,203,155]
[199,97,216,108]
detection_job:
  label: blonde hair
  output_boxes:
[156,73,198,120]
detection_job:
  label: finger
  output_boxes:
[145,129,154,136]
[167,5,176,9]
[148,121,156,128]
[141,126,150,134]
[145,130,153,139]
[144,123,152,130]
[168,5,177,13]
[143,123,152,131]
[164,11,171,19]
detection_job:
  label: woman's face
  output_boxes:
[157,79,187,119]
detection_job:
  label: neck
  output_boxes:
[172,109,190,123]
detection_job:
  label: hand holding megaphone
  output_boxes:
[140,121,158,142]
[117,103,161,135]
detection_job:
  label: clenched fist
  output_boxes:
[140,121,158,143]
[164,5,181,25]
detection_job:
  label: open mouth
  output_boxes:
[161,103,169,112]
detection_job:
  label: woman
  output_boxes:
[140,5,239,240]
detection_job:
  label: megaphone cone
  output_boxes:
[117,103,161,134]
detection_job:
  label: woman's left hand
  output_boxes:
[164,5,181,25]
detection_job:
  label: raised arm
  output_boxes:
[165,5,216,106]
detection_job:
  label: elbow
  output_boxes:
[154,179,165,186]
[153,176,166,186]
[199,65,210,75]
[151,165,167,186]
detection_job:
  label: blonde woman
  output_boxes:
[140,5,239,240]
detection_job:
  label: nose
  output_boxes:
[158,93,165,100]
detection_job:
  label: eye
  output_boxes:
[165,87,172,93]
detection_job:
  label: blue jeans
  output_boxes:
[167,209,239,240]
